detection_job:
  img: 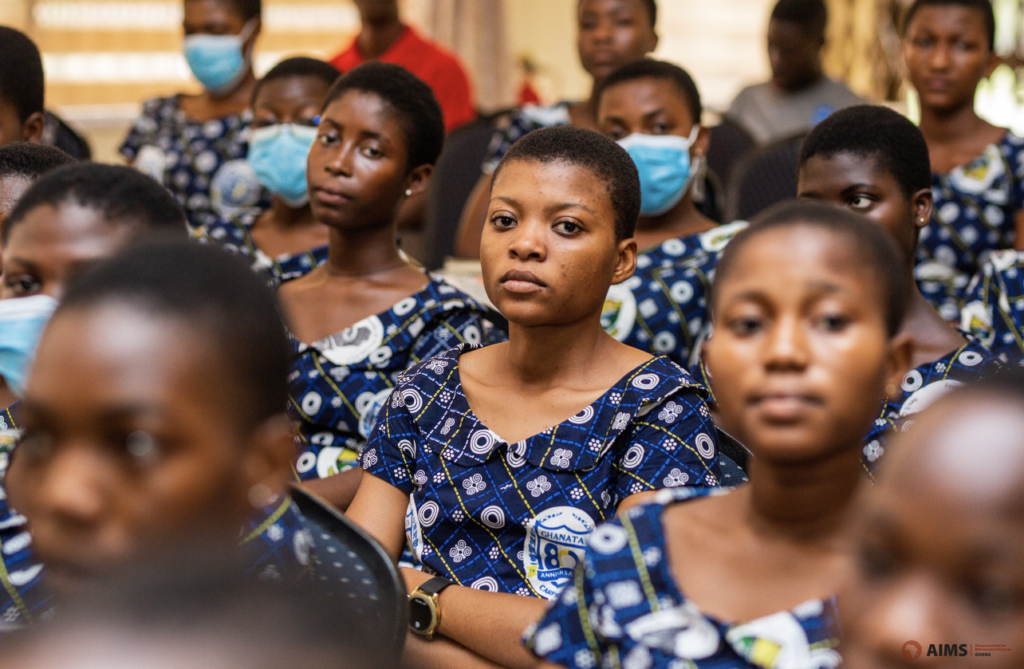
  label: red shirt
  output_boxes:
[331,25,476,133]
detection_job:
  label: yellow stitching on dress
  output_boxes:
[311,354,365,417]
[574,471,601,514]
[620,513,660,611]
[0,534,33,623]
[632,419,718,477]
[418,532,464,586]
[240,498,291,546]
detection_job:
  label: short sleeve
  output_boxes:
[613,388,721,500]
[526,555,608,668]
[360,388,419,494]
[119,100,161,162]
[408,309,486,364]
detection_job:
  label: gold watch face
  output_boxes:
[409,592,438,636]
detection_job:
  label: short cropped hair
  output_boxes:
[58,240,290,428]
[0,142,75,181]
[0,27,45,124]
[252,57,341,107]
[597,59,703,126]
[494,125,642,242]
[322,62,446,171]
[714,200,911,336]
[190,0,261,22]
[902,0,995,51]
[770,0,828,39]
[4,163,187,244]
[640,0,658,27]
[799,105,931,199]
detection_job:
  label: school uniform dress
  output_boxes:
[288,279,495,482]
[199,212,329,284]
[360,346,720,599]
[119,96,268,232]
[861,336,1001,478]
[960,249,1024,363]
[603,222,748,369]
[527,487,842,669]
[481,102,573,174]
[916,132,1024,322]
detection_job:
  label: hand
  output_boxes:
[401,566,435,595]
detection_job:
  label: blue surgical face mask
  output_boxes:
[247,123,318,206]
[618,127,701,217]
[183,20,256,94]
[0,295,58,397]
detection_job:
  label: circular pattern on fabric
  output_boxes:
[393,297,418,316]
[296,451,317,474]
[301,392,323,416]
[401,389,424,413]
[661,238,686,256]
[959,350,984,367]
[418,501,441,528]
[507,441,528,468]
[696,433,715,459]
[670,280,695,304]
[901,369,924,393]
[569,406,595,425]
[653,331,677,354]
[622,444,645,469]
[398,439,417,458]
[470,430,498,455]
[588,525,629,554]
[471,577,500,591]
[631,373,660,390]
[368,346,393,366]
[480,505,506,529]
[463,325,482,346]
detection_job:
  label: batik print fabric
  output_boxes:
[361,346,720,599]
[862,336,1000,478]
[120,95,269,232]
[527,487,841,669]
[199,212,328,284]
[960,249,1024,363]
[915,132,1024,321]
[289,279,493,482]
[602,222,748,368]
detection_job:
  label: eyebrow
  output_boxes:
[840,183,879,195]
[22,400,165,425]
[728,281,845,304]
[491,196,597,216]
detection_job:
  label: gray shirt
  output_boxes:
[728,76,864,145]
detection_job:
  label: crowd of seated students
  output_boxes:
[0,0,1022,667]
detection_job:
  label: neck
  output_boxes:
[262,197,316,229]
[744,444,863,540]
[357,17,404,59]
[635,192,713,241]
[918,101,982,143]
[325,222,405,276]
[503,314,616,388]
[207,67,258,105]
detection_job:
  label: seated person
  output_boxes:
[454,0,659,259]
[0,27,46,146]
[530,200,912,669]
[2,241,318,625]
[902,0,1023,320]
[201,56,339,283]
[797,105,1000,476]
[0,142,76,261]
[278,63,495,512]
[961,250,1024,363]
[839,373,1024,669]
[727,0,862,146]
[331,0,475,133]
[347,125,721,669]
[596,59,746,368]
[120,0,267,231]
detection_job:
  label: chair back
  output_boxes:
[726,132,807,222]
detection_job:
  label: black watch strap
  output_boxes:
[417,576,453,597]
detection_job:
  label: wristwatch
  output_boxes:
[409,576,453,639]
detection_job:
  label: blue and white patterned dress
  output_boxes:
[916,132,1024,322]
[527,487,842,669]
[603,222,747,368]
[288,279,495,482]
[481,102,573,174]
[861,335,1000,477]
[199,212,329,285]
[120,95,268,232]
[960,249,1024,363]
[360,346,720,599]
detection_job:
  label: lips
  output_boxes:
[499,269,547,294]
[312,185,353,207]
[749,391,823,422]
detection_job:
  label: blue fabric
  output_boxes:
[527,487,841,669]
[482,102,573,174]
[961,249,1024,363]
[119,95,269,232]
[603,223,747,368]
[862,335,1001,478]
[288,279,498,481]
[361,345,720,599]
[915,132,1024,321]
[199,211,328,285]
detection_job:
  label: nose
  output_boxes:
[928,43,951,70]
[590,17,613,44]
[36,445,107,535]
[852,576,946,667]
[764,314,809,371]
[323,141,354,177]
[507,219,546,262]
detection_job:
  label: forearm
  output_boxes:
[402,633,506,669]
[299,467,363,512]
[437,586,549,669]
[1014,211,1024,250]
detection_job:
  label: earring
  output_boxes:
[405,189,412,196]
[885,382,898,397]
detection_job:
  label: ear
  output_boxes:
[610,235,638,286]
[21,112,45,143]
[911,187,933,232]
[982,52,1002,79]
[648,31,660,54]
[245,17,262,48]
[240,414,295,506]
[883,331,914,402]
[693,124,711,159]
[403,164,433,198]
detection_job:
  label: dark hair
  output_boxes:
[494,125,642,241]
[0,27,45,124]
[597,59,703,126]
[714,200,911,335]
[322,62,445,171]
[799,105,932,199]
[188,0,262,22]
[579,0,658,28]
[252,57,341,108]
[902,0,995,51]
[0,142,76,181]
[4,163,187,244]
[58,240,290,428]
[770,0,828,39]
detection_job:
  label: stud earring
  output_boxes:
[406,189,413,196]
